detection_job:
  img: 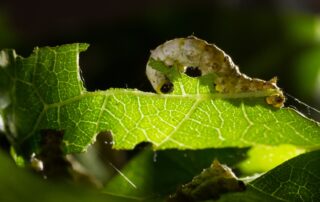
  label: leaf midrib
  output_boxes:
[19,88,279,145]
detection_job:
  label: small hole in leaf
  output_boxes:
[185,66,202,77]
[160,82,174,93]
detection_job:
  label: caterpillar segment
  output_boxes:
[146,36,285,108]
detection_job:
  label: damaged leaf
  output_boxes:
[0,38,319,157]
[168,160,245,202]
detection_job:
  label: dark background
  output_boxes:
[0,0,319,120]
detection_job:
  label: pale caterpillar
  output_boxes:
[146,36,285,108]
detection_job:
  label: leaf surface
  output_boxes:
[103,148,248,201]
[219,150,320,202]
[0,151,133,202]
[103,149,320,202]
[0,42,319,154]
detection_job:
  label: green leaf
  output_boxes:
[0,40,319,156]
[103,148,248,201]
[219,150,320,202]
[104,149,320,201]
[168,160,246,201]
[0,150,136,202]
[238,145,305,174]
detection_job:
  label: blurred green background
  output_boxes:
[0,0,319,117]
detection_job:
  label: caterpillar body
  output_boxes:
[146,36,285,108]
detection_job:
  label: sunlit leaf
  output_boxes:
[238,145,305,174]
[0,38,319,157]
